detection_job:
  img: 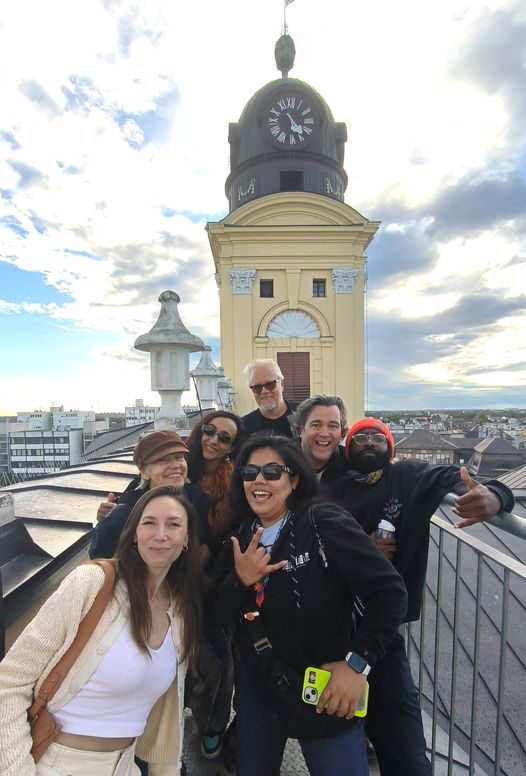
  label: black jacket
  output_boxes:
[327,460,515,622]
[319,445,347,485]
[212,501,407,678]
[242,401,296,438]
[89,475,210,559]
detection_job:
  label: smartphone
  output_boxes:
[302,666,369,718]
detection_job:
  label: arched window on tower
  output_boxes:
[266,311,320,403]
[267,310,320,339]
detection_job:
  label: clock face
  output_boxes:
[266,93,316,148]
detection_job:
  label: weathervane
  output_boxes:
[283,0,295,35]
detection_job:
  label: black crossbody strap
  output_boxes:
[242,584,311,668]
[308,505,328,569]
[241,504,328,664]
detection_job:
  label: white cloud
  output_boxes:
[1,0,524,412]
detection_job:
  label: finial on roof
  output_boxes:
[275,34,295,78]
[134,290,205,352]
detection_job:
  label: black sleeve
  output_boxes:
[313,504,408,667]
[89,504,131,559]
[477,479,514,513]
[414,463,515,513]
[184,484,211,545]
[206,526,255,626]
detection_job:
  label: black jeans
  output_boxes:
[365,632,432,776]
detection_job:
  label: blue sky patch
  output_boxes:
[0,264,72,305]
[0,216,29,238]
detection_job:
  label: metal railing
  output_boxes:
[405,507,526,775]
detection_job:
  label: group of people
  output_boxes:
[0,358,514,776]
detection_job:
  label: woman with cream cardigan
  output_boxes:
[0,485,203,776]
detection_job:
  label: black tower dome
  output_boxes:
[226,35,348,212]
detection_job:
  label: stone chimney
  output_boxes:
[134,291,205,430]
[190,346,222,411]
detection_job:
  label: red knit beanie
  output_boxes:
[344,418,395,460]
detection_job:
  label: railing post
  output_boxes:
[494,570,510,775]
[0,570,5,660]
[468,554,483,775]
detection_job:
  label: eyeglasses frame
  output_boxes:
[249,378,281,394]
[352,432,388,446]
[202,423,234,446]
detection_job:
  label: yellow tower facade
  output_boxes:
[208,193,379,420]
[207,36,380,421]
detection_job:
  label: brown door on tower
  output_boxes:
[277,353,310,404]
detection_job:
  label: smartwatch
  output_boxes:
[345,651,371,676]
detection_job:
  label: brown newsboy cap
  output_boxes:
[133,430,189,469]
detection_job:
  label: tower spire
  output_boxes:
[283,0,295,35]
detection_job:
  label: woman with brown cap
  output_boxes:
[90,430,210,560]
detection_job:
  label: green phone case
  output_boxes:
[302,666,369,717]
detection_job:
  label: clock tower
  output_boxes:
[207,35,379,420]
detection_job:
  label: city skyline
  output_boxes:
[1,0,525,414]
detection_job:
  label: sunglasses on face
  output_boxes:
[239,463,294,481]
[202,423,233,446]
[249,379,280,394]
[352,432,387,445]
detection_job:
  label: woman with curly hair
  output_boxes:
[185,410,244,562]
[184,410,244,761]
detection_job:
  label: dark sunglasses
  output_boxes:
[239,464,294,481]
[249,379,280,394]
[352,432,387,445]
[202,423,234,446]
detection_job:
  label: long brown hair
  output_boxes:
[113,486,203,668]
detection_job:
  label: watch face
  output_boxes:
[346,652,370,674]
[266,92,316,148]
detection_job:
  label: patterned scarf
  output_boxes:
[346,468,384,485]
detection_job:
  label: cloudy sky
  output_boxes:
[1,0,525,415]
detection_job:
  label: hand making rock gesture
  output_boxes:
[231,526,288,587]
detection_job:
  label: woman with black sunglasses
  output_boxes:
[211,433,407,776]
[186,410,244,562]
[184,410,244,761]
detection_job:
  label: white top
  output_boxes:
[54,620,178,737]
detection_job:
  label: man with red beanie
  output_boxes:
[326,417,514,776]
